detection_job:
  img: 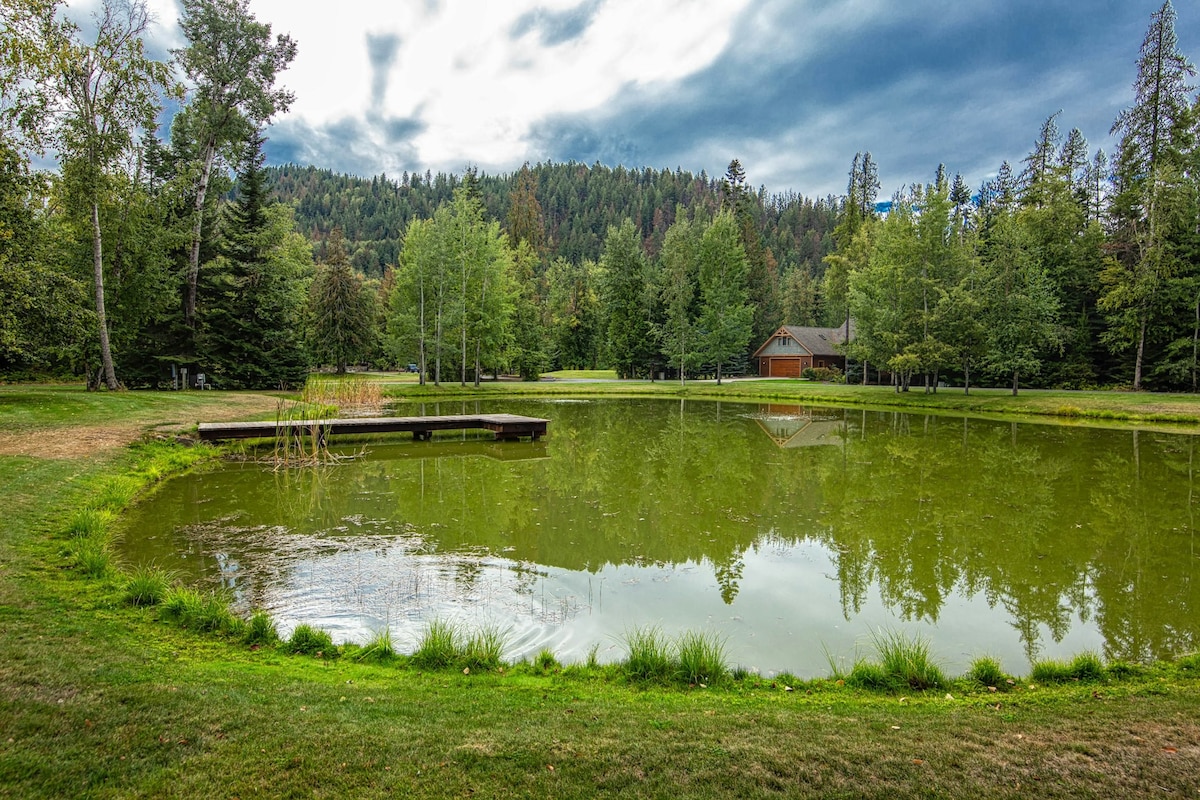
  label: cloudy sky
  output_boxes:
[131,0,1194,199]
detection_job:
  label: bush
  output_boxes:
[801,366,844,383]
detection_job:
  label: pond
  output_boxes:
[117,398,1200,677]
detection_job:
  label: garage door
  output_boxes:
[769,358,802,378]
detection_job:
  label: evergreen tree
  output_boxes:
[1101,0,1196,389]
[697,211,753,385]
[601,219,653,378]
[309,227,375,374]
[174,0,297,330]
[199,130,310,388]
[658,215,702,383]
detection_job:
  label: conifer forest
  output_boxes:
[2,0,1199,392]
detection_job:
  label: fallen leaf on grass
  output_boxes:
[912,759,924,765]
[891,726,901,730]
[1162,747,1178,754]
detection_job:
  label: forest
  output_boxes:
[1,0,1197,392]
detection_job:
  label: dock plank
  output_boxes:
[197,414,548,442]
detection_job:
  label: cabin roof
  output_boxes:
[753,324,853,358]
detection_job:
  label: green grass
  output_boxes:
[411,619,462,669]
[4,385,1200,798]
[122,564,174,607]
[160,586,237,634]
[284,623,336,657]
[966,655,1011,689]
[462,625,508,671]
[242,610,281,647]
[1031,651,1108,684]
[353,628,396,662]
[622,626,677,682]
[676,630,729,686]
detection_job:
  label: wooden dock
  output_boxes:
[197,414,549,442]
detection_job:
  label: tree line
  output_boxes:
[1,0,1197,392]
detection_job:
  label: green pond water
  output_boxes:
[118,398,1200,677]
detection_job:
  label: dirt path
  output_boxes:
[0,394,284,459]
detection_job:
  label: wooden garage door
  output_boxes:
[769,358,802,378]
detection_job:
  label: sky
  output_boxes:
[118,0,1198,199]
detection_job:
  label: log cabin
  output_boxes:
[753,324,852,378]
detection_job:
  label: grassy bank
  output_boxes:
[1,385,1199,798]
[380,377,1200,427]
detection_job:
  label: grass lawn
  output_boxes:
[1,384,1198,798]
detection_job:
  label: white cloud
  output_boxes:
[247,0,751,173]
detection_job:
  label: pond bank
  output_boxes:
[378,378,1200,428]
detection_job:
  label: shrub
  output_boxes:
[285,624,335,657]
[123,565,174,607]
[676,631,728,686]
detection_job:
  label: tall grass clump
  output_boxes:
[242,610,280,647]
[71,538,113,578]
[269,400,335,468]
[622,626,676,682]
[123,565,174,607]
[89,475,141,512]
[412,619,462,669]
[285,624,336,657]
[843,630,945,691]
[303,374,383,410]
[533,648,561,673]
[462,625,508,671]
[354,628,396,662]
[65,507,113,539]
[966,655,1010,688]
[160,586,235,633]
[1031,651,1107,684]
[676,631,729,686]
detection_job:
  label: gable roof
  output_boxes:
[753,324,853,358]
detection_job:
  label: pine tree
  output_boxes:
[697,212,753,385]
[200,130,310,388]
[309,227,375,374]
[1101,0,1196,389]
